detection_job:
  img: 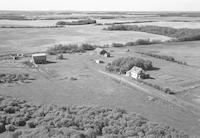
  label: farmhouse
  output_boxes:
[31,53,47,64]
[126,66,144,79]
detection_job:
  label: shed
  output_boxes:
[95,59,104,64]
[31,53,47,64]
[104,53,110,57]
[126,66,144,79]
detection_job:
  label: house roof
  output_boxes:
[128,66,143,74]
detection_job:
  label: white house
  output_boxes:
[31,53,47,64]
[126,66,144,79]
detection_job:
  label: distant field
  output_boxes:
[0,25,171,55]
[134,42,200,92]
[131,21,200,29]
[0,19,76,27]
[134,41,200,67]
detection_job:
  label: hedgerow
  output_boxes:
[104,25,200,41]
[47,43,96,55]
[138,52,187,65]
[56,19,96,26]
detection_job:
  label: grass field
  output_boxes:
[0,25,171,55]
[100,42,200,94]
[1,52,200,136]
[131,21,200,28]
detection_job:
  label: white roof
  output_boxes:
[128,66,143,74]
[32,53,47,57]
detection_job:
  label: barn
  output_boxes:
[95,48,110,57]
[126,66,144,79]
[31,53,47,64]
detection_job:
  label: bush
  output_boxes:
[5,124,16,132]
[0,73,32,84]
[56,19,96,26]
[85,128,97,138]
[0,95,189,137]
[47,44,83,55]
[0,123,6,133]
[111,43,125,47]
[114,39,161,47]
[56,21,67,26]
[134,39,161,45]
[80,44,96,51]
[12,117,26,126]
[124,42,136,46]
[8,130,22,138]
[106,57,153,74]
[56,54,64,60]
[47,43,97,55]
[26,121,36,128]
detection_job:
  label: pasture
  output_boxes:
[0,25,170,55]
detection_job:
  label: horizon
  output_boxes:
[1,10,200,12]
[0,0,200,11]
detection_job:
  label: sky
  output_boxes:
[0,0,200,11]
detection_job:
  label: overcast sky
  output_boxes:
[0,0,200,11]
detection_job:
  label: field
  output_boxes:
[130,21,200,28]
[0,25,170,55]
[1,11,200,137]
[132,41,200,90]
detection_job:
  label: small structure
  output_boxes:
[95,59,104,64]
[31,53,47,64]
[126,66,144,80]
[104,53,110,58]
[95,48,110,57]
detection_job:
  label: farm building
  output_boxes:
[95,59,104,64]
[31,53,47,64]
[126,66,145,79]
[95,48,110,57]
[104,52,110,57]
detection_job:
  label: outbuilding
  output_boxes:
[126,66,144,79]
[31,53,47,64]
[95,48,110,57]
[95,59,104,64]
